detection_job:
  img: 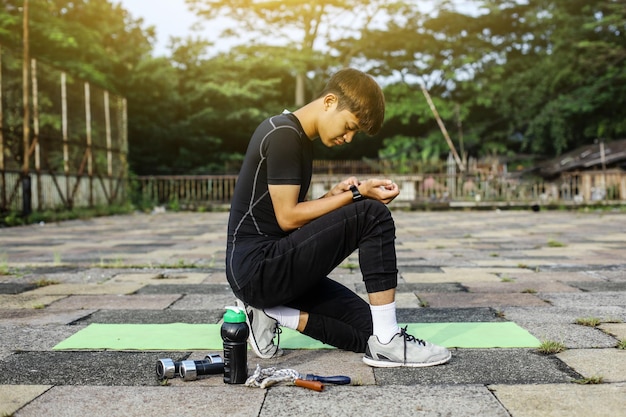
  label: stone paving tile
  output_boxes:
[2,267,123,285]
[500,270,605,282]
[200,271,229,284]
[390,292,421,308]
[261,385,510,417]
[442,266,537,276]
[135,283,234,295]
[107,271,210,285]
[592,267,626,281]
[46,294,181,310]
[502,306,626,324]
[0,351,189,386]
[396,307,505,323]
[417,292,549,308]
[0,385,52,417]
[557,349,626,382]
[599,323,626,340]
[490,383,626,417]
[402,271,502,284]
[0,283,38,294]
[470,259,547,268]
[373,349,580,385]
[397,266,444,273]
[167,294,238,310]
[28,282,144,296]
[74,309,224,325]
[0,294,67,309]
[0,309,95,325]
[463,280,580,293]
[14,385,265,417]
[541,291,626,308]
[567,280,626,292]
[355,282,466,293]
[0,324,83,359]
[511,323,618,349]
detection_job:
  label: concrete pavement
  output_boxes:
[1,209,625,416]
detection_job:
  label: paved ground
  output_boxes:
[0,209,625,417]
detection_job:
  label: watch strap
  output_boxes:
[349,185,365,202]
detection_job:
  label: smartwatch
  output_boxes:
[349,185,365,202]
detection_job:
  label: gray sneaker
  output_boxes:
[363,326,451,368]
[236,300,283,359]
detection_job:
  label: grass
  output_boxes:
[521,288,537,294]
[617,339,626,350]
[500,275,515,283]
[537,340,566,354]
[575,317,601,327]
[34,278,60,287]
[547,239,567,247]
[0,257,9,275]
[572,376,604,385]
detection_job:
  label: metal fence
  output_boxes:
[134,169,626,210]
[0,46,128,213]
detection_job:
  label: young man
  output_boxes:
[226,68,451,367]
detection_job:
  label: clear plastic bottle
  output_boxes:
[221,306,249,384]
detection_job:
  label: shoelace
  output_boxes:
[400,326,426,346]
[400,326,426,364]
[272,324,282,357]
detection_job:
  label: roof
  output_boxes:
[534,139,626,178]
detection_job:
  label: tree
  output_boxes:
[469,0,626,156]
[185,0,399,106]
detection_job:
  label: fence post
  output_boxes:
[31,58,41,211]
[0,45,5,211]
[84,81,93,206]
[22,0,31,216]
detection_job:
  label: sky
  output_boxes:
[116,0,482,57]
[116,0,199,55]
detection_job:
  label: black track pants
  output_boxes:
[236,199,398,353]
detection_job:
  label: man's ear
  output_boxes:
[323,94,338,110]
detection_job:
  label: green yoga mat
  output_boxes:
[53,322,540,351]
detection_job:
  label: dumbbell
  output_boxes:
[156,353,224,380]
[180,353,224,381]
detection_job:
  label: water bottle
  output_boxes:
[221,306,249,384]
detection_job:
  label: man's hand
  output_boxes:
[325,176,361,198]
[358,178,399,204]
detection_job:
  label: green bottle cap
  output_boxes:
[223,306,246,323]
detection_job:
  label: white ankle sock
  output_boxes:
[264,306,300,330]
[370,301,401,344]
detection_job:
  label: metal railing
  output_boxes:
[132,170,626,210]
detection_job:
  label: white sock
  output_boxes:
[264,306,300,330]
[370,301,401,344]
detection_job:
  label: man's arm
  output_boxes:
[269,178,399,232]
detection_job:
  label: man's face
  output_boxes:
[318,105,361,148]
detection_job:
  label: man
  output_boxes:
[226,68,450,367]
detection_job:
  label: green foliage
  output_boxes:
[2,0,625,175]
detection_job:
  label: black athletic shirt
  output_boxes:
[226,112,312,290]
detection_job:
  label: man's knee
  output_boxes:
[360,199,394,224]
